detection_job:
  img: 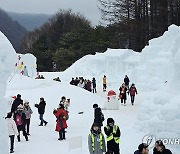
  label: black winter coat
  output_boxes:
[11,98,23,113]
[134,150,141,154]
[92,79,96,88]
[35,101,46,114]
[124,77,130,85]
[104,124,121,152]
[119,86,128,100]
[94,107,104,127]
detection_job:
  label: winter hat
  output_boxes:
[138,143,148,152]
[17,104,24,110]
[17,94,21,98]
[107,118,114,125]
[40,97,44,101]
[93,103,98,108]
[24,100,29,104]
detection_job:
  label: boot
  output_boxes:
[17,135,20,142]
[10,150,14,153]
[44,121,48,126]
[58,131,63,140]
[25,135,29,141]
[39,121,43,126]
[62,130,66,140]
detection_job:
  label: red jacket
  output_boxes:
[53,108,68,131]
[129,87,137,96]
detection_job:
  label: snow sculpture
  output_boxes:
[104,90,119,110]
[0,31,16,154]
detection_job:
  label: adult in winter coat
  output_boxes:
[53,104,68,140]
[124,75,130,89]
[24,101,33,135]
[134,143,149,154]
[11,94,23,114]
[14,104,28,142]
[35,97,48,126]
[86,80,92,92]
[88,123,106,154]
[103,75,107,92]
[153,140,172,154]
[104,118,121,154]
[129,83,138,105]
[93,104,104,128]
[119,83,128,105]
[92,77,97,93]
[70,78,75,85]
[6,112,19,153]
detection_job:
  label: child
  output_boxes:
[129,83,138,105]
[14,104,28,142]
[24,100,33,135]
[6,112,19,153]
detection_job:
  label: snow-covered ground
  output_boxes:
[0,24,180,154]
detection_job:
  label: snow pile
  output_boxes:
[61,25,178,92]
[1,24,180,153]
[0,31,16,154]
[61,24,180,153]
[135,25,180,153]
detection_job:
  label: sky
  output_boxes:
[0,0,101,25]
[1,24,180,153]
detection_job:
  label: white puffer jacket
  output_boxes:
[6,118,19,136]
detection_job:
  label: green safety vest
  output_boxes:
[90,132,103,151]
[105,125,120,144]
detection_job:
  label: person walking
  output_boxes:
[23,100,33,135]
[92,77,97,93]
[153,140,172,154]
[103,75,107,92]
[104,118,121,154]
[129,83,138,105]
[35,97,48,126]
[93,104,104,129]
[88,123,106,154]
[53,104,68,140]
[124,75,130,90]
[5,112,19,153]
[119,83,128,106]
[134,143,149,154]
[11,94,23,114]
[14,104,28,142]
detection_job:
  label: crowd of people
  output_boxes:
[134,140,172,154]
[88,103,121,154]
[6,94,70,153]
[5,73,173,154]
[70,77,97,93]
[88,104,172,154]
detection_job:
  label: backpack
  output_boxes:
[15,114,23,126]
[65,110,69,120]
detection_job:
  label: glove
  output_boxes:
[109,126,113,133]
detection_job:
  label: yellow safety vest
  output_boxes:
[90,132,103,151]
[105,125,120,144]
